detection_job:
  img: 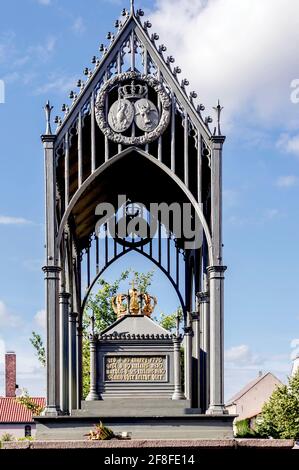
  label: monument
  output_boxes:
[35,0,235,438]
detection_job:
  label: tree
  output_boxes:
[16,389,44,416]
[156,308,183,332]
[30,331,46,367]
[82,269,155,397]
[256,370,299,439]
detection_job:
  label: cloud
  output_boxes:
[277,133,299,157]
[0,215,31,225]
[34,309,46,330]
[72,17,86,34]
[34,73,76,95]
[149,0,299,130]
[276,175,298,188]
[36,0,51,5]
[225,344,263,366]
[0,300,22,329]
[0,338,5,364]
[265,208,280,220]
[290,338,299,360]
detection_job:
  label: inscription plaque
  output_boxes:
[105,355,167,382]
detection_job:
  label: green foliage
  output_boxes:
[235,418,256,438]
[82,269,155,398]
[17,436,34,441]
[16,389,44,416]
[157,308,183,332]
[30,331,46,367]
[256,371,299,439]
[1,433,14,442]
[86,421,114,440]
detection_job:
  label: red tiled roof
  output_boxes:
[0,397,45,423]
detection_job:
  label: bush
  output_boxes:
[235,418,257,438]
[1,433,14,442]
[256,371,299,439]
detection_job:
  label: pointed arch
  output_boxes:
[57,146,214,264]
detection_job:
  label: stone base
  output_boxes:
[34,413,235,440]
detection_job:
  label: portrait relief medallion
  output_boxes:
[108,99,134,133]
[95,71,171,146]
[134,98,159,132]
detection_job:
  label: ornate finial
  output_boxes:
[212,99,223,136]
[44,100,53,135]
[130,0,135,15]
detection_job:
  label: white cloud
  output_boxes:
[36,0,51,5]
[265,208,280,220]
[149,0,299,130]
[0,215,31,225]
[276,175,298,188]
[277,133,299,157]
[0,300,22,329]
[0,338,5,364]
[72,17,86,34]
[34,74,76,95]
[225,344,263,366]
[34,309,46,330]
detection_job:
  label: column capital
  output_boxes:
[207,265,227,275]
[42,265,61,274]
[59,292,71,300]
[196,291,209,303]
[41,134,56,144]
[209,135,226,147]
[69,311,78,322]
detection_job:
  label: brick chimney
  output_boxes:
[5,351,16,397]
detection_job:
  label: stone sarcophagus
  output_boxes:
[97,314,175,398]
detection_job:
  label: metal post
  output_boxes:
[42,130,62,416]
[207,266,226,414]
[69,312,78,411]
[86,335,100,401]
[172,335,185,400]
[77,324,83,408]
[198,290,210,412]
[191,311,201,411]
[184,312,193,401]
[59,292,70,414]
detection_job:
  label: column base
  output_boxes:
[172,391,186,400]
[85,392,101,401]
[206,404,228,415]
[42,406,62,417]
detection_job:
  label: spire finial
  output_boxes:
[44,100,53,135]
[212,99,223,136]
[130,0,135,15]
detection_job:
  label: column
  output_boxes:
[191,311,201,411]
[42,266,61,415]
[207,265,227,414]
[172,335,185,400]
[76,324,83,408]
[86,335,100,401]
[42,130,61,416]
[184,312,193,401]
[59,292,70,414]
[198,290,210,412]
[69,312,78,411]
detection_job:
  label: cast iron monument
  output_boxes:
[36,0,234,438]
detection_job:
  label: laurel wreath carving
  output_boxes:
[95,71,171,145]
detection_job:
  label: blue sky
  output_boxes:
[0,0,299,400]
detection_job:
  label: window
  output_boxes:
[24,425,31,437]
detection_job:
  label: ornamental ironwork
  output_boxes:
[95,71,171,145]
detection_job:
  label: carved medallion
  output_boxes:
[95,71,171,146]
[134,98,159,132]
[108,99,134,133]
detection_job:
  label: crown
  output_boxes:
[118,81,148,100]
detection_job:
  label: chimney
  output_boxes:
[5,351,16,397]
